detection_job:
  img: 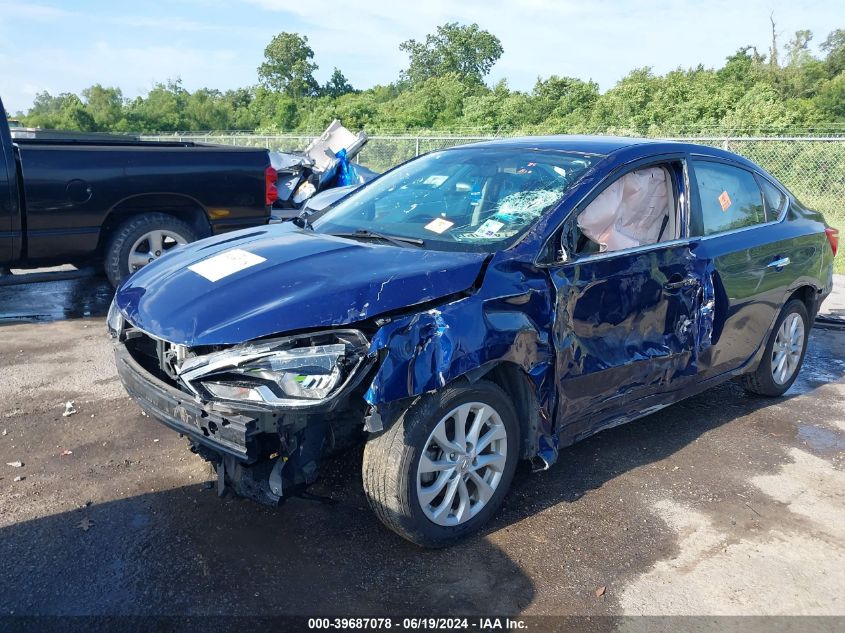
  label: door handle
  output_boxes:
[664,276,700,291]
[767,257,791,269]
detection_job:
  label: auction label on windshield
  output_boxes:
[424,218,454,234]
[188,248,266,282]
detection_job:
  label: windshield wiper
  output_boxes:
[328,229,424,248]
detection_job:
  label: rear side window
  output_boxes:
[758,177,787,220]
[692,161,765,236]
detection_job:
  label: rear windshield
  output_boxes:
[312,147,598,252]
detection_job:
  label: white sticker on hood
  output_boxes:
[188,248,266,282]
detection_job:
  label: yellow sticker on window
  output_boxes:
[718,191,732,212]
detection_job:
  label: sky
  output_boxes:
[0,0,841,114]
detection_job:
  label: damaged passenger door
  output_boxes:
[686,158,796,379]
[545,156,703,441]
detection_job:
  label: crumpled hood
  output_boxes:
[115,224,488,346]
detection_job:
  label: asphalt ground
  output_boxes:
[0,271,843,625]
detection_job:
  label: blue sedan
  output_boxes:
[110,136,838,547]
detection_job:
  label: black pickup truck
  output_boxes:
[1,98,275,286]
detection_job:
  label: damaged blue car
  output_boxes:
[110,136,837,547]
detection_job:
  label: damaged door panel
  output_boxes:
[110,137,835,547]
[687,158,828,379]
[550,244,703,444]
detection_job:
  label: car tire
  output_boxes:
[739,299,810,397]
[362,380,519,548]
[104,213,198,287]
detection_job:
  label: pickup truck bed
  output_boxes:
[1,101,274,286]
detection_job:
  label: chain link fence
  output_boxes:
[143,132,845,236]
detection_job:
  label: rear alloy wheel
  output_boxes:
[771,312,806,386]
[739,299,810,397]
[104,213,198,287]
[362,380,519,547]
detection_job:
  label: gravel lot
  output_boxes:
[0,273,843,618]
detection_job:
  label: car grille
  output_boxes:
[122,329,186,388]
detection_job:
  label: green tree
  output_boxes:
[384,73,475,129]
[125,80,188,132]
[399,22,503,85]
[23,91,96,130]
[249,87,299,130]
[81,84,124,131]
[586,68,658,133]
[780,30,827,98]
[720,83,799,133]
[257,32,319,99]
[222,88,258,130]
[15,20,845,139]
[183,88,235,131]
[815,74,845,120]
[821,29,845,76]
[531,75,599,127]
[785,30,814,66]
[57,99,96,131]
[718,47,767,90]
[321,68,354,98]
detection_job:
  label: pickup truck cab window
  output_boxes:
[691,160,766,236]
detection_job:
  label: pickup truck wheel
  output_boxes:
[362,380,519,548]
[105,213,198,287]
[739,299,809,397]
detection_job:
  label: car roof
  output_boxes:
[457,135,664,154]
[448,134,765,174]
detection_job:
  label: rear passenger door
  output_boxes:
[688,158,794,379]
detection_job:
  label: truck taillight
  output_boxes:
[265,166,278,206]
[826,227,839,257]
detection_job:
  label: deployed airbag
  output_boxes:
[577,167,673,252]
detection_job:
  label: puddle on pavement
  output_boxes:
[789,338,845,394]
[0,274,113,324]
[797,423,845,453]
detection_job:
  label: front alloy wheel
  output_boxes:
[363,380,519,547]
[416,402,508,526]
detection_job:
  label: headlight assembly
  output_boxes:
[177,330,370,409]
[106,298,124,338]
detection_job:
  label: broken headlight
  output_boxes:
[107,298,124,338]
[177,330,369,409]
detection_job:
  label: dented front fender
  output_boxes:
[363,255,559,464]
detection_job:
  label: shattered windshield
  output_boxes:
[312,147,598,252]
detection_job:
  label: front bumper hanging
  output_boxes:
[114,344,262,462]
